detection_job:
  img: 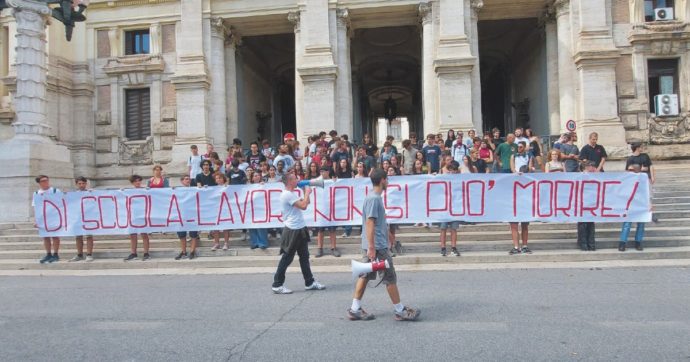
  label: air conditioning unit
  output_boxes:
[654,7,674,21]
[654,94,679,117]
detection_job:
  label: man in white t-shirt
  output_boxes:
[187,145,204,186]
[271,173,325,294]
[33,175,61,264]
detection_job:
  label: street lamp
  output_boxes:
[0,0,89,41]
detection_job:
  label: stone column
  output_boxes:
[295,0,337,144]
[209,17,228,150]
[555,0,576,133]
[171,0,210,170]
[225,32,240,142]
[288,11,304,144]
[150,23,161,55]
[335,8,353,137]
[469,0,483,132]
[628,0,645,23]
[573,0,627,155]
[435,0,475,133]
[419,2,437,137]
[0,0,74,222]
[543,9,561,135]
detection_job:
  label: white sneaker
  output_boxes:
[85,255,94,262]
[305,281,326,291]
[68,255,83,262]
[222,243,229,250]
[272,286,293,294]
[211,243,219,251]
[340,233,348,238]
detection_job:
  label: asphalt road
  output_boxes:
[1,267,689,362]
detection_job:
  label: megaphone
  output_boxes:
[297,179,324,189]
[351,259,390,281]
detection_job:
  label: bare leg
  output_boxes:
[86,236,94,255]
[223,230,230,243]
[76,236,84,255]
[52,237,60,255]
[317,230,324,249]
[43,237,51,254]
[129,234,137,254]
[142,234,150,254]
[450,229,458,248]
[440,229,447,249]
[521,224,529,246]
[179,237,187,254]
[510,223,519,249]
[386,283,401,305]
[329,231,336,249]
[353,277,368,300]
[190,237,198,253]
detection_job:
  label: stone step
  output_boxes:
[2,246,689,271]
[1,225,687,245]
[652,203,690,210]
[2,236,689,260]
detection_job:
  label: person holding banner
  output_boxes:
[175,176,199,260]
[70,177,95,262]
[348,169,420,321]
[316,166,340,258]
[195,160,217,187]
[33,175,61,264]
[619,160,649,251]
[147,165,169,188]
[439,161,461,257]
[578,162,598,251]
[508,148,533,255]
[271,173,326,294]
[212,173,232,251]
[124,175,151,261]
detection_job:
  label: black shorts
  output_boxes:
[176,231,199,239]
[360,248,397,285]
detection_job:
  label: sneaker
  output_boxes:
[451,247,460,257]
[142,253,151,261]
[521,246,532,254]
[652,214,659,223]
[305,281,326,290]
[272,286,293,294]
[394,306,421,321]
[635,242,643,251]
[188,251,197,260]
[618,243,626,252]
[39,255,52,264]
[250,245,258,250]
[509,247,521,255]
[242,232,247,241]
[175,252,188,260]
[222,243,229,250]
[211,243,220,251]
[69,255,83,262]
[331,248,341,257]
[85,255,94,262]
[395,240,404,255]
[389,247,396,257]
[50,254,59,263]
[347,308,375,321]
[340,233,348,238]
[124,253,138,261]
[440,248,447,257]
[260,246,267,250]
[315,248,324,258]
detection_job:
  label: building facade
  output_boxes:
[0,0,689,222]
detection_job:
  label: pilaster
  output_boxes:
[542,4,561,134]
[209,17,228,150]
[335,8,353,137]
[419,2,437,136]
[225,30,240,143]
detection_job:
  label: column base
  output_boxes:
[0,139,74,223]
[577,118,629,159]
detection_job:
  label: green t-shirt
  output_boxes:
[496,142,518,170]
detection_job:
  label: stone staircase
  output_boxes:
[1,162,689,272]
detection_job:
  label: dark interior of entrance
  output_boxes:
[351,25,421,144]
[479,18,548,135]
[238,33,295,144]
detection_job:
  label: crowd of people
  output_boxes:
[32,126,655,264]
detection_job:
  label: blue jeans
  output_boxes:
[620,222,645,244]
[249,229,269,248]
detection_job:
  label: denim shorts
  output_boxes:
[176,231,199,239]
[440,222,460,230]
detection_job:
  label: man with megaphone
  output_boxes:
[347,169,421,321]
[271,172,326,294]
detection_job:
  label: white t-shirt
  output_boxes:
[32,187,59,208]
[515,136,530,148]
[280,190,306,230]
[188,154,203,179]
[274,154,295,170]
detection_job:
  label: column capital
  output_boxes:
[288,11,301,33]
[471,0,484,18]
[552,0,570,17]
[224,27,241,48]
[418,2,432,25]
[7,0,51,16]
[336,8,350,28]
[210,17,228,39]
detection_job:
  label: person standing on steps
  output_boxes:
[271,173,326,294]
[69,177,95,262]
[174,176,199,260]
[577,162,598,251]
[347,169,421,321]
[124,175,151,261]
[33,175,61,264]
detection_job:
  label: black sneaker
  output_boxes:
[174,252,187,260]
[395,240,404,255]
[635,242,643,251]
[124,253,138,261]
[440,248,447,257]
[142,253,151,261]
[451,247,460,257]
[618,243,626,252]
[315,248,324,258]
[521,246,532,254]
[50,254,59,263]
[509,248,521,255]
[188,251,197,260]
[389,247,396,257]
[39,254,52,264]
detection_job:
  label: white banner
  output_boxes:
[34,173,651,237]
